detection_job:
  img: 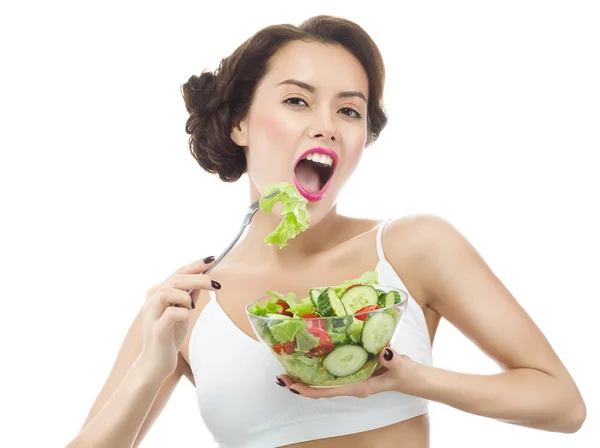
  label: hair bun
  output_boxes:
[181,71,220,116]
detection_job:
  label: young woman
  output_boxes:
[67,15,586,448]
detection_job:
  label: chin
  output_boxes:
[304,196,337,226]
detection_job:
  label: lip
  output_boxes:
[293,147,339,202]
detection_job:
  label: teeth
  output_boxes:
[303,152,334,167]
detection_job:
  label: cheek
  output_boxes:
[254,113,291,143]
[346,130,367,163]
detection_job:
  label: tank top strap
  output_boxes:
[376,218,393,262]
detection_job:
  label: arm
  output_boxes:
[66,258,214,447]
[66,308,193,448]
[396,215,586,433]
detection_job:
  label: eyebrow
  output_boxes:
[276,79,367,103]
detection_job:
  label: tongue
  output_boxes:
[295,160,321,193]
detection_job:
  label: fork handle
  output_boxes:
[186,221,248,295]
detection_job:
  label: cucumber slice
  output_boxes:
[309,289,322,309]
[346,318,364,335]
[317,288,347,317]
[346,318,363,344]
[322,345,369,377]
[377,291,386,308]
[349,331,362,344]
[341,285,379,314]
[377,290,402,308]
[361,312,397,354]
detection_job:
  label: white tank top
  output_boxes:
[188,219,433,447]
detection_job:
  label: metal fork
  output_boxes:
[186,189,280,295]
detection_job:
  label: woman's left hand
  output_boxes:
[277,347,421,399]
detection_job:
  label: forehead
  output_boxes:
[263,40,369,98]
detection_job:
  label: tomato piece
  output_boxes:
[301,313,326,330]
[344,283,362,293]
[306,327,334,357]
[354,304,379,321]
[275,300,293,317]
[272,340,296,355]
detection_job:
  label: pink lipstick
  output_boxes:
[293,147,338,202]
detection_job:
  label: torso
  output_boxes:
[180,216,441,447]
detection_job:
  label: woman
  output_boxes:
[67,15,586,448]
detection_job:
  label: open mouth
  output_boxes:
[293,150,337,201]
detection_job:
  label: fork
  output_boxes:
[186,189,280,295]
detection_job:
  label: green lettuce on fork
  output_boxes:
[259,182,310,249]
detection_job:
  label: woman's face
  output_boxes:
[231,40,369,225]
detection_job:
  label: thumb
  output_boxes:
[378,347,402,370]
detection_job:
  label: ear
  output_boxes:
[230,115,249,147]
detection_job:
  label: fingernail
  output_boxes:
[203,255,215,264]
[276,377,285,387]
[290,388,300,395]
[384,348,393,361]
[191,300,196,310]
[211,280,221,290]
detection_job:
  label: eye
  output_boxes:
[339,107,362,119]
[283,97,308,107]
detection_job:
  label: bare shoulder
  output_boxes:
[382,214,462,300]
[385,213,456,241]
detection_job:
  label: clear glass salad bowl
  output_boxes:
[245,283,409,387]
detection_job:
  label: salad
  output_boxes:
[247,271,407,386]
[259,182,310,249]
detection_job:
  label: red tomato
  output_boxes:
[354,304,379,321]
[301,313,326,330]
[275,300,293,317]
[306,327,334,357]
[272,340,296,355]
[344,284,362,293]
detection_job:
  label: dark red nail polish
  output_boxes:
[384,348,393,361]
[276,377,285,387]
[203,256,215,264]
[191,300,195,310]
[211,280,221,290]
[290,388,300,395]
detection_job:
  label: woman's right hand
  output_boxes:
[139,256,220,380]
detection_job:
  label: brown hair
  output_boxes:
[181,15,388,182]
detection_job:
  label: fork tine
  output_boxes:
[250,189,280,210]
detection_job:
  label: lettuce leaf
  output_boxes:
[247,300,282,317]
[269,319,306,343]
[294,328,321,352]
[259,182,310,249]
[288,297,314,317]
[267,290,297,308]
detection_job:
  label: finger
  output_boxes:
[278,373,371,399]
[174,256,216,275]
[148,257,216,298]
[159,288,193,311]
[147,287,197,319]
[168,273,217,292]
[155,306,190,336]
[287,380,370,399]
[277,374,294,390]
[378,347,399,369]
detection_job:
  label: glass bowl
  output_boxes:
[245,284,408,387]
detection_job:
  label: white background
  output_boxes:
[1,1,598,446]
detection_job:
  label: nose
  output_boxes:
[309,113,340,143]
[312,131,337,142]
